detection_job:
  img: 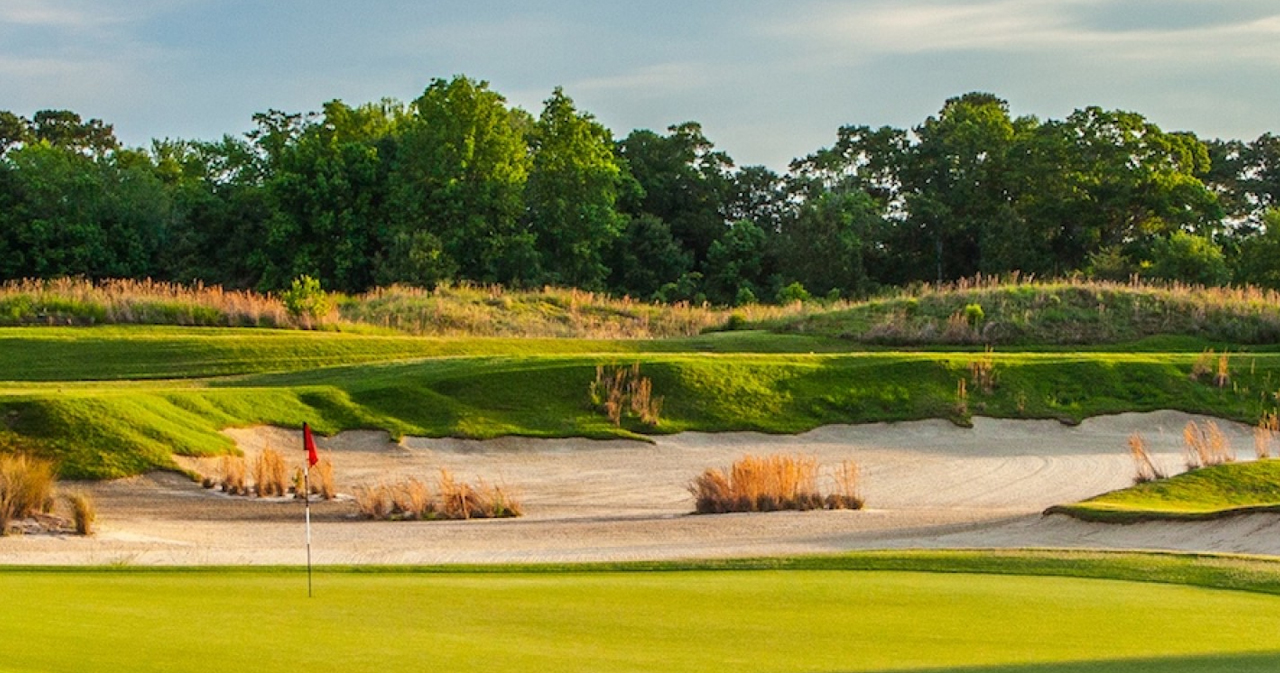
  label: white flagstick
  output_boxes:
[304,458,313,598]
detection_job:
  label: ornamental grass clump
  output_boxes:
[218,455,248,496]
[690,454,863,514]
[66,491,96,536]
[252,447,288,497]
[1183,420,1234,470]
[0,453,56,535]
[1255,413,1279,459]
[1127,432,1165,484]
[588,363,662,427]
[353,470,521,521]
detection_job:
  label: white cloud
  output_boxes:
[764,0,1280,66]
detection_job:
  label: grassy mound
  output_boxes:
[3,324,1279,478]
[5,552,1280,672]
[1048,460,1280,522]
[762,277,1280,346]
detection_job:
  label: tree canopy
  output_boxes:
[1,80,1275,302]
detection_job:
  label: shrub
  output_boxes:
[0,454,57,535]
[67,491,96,536]
[963,302,985,326]
[280,275,332,324]
[776,282,812,305]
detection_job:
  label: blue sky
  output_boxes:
[2,0,1278,169]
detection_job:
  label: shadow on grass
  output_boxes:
[838,651,1280,673]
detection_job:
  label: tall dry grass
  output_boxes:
[589,364,663,427]
[252,447,288,497]
[340,283,821,338]
[0,453,57,535]
[353,470,521,521]
[218,455,249,495]
[1127,432,1165,484]
[1183,420,1235,469]
[0,277,298,327]
[66,491,96,536]
[969,347,997,394]
[1256,413,1279,459]
[309,457,336,500]
[689,454,863,514]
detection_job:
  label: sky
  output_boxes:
[2,0,1278,170]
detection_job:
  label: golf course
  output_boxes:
[5,280,1280,671]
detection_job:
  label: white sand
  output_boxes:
[2,411,1275,565]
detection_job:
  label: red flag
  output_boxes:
[303,422,319,467]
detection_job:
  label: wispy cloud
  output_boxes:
[764,0,1280,65]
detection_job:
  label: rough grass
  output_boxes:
[1048,459,1280,522]
[5,551,1280,672]
[762,276,1280,346]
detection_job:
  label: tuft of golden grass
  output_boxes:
[353,471,521,521]
[218,455,248,496]
[1127,432,1165,484]
[252,447,288,497]
[689,454,860,514]
[0,453,57,535]
[1256,413,1279,460]
[825,460,864,510]
[968,347,997,394]
[589,363,663,428]
[1183,420,1235,470]
[310,457,336,500]
[66,491,96,536]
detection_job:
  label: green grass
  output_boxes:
[5,325,1280,478]
[5,551,1280,672]
[1048,460,1280,522]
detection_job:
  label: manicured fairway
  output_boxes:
[4,566,1280,672]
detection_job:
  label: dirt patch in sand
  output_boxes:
[2,411,1275,565]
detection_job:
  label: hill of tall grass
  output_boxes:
[0,278,813,338]
[760,276,1280,346]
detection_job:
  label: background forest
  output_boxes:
[1,76,1277,305]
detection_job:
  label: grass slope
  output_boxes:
[1048,460,1280,522]
[4,552,1280,673]
[763,279,1280,346]
[3,326,1280,478]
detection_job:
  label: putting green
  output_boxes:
[3,568,1280,672]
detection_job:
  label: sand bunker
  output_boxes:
[2,410,1276,565]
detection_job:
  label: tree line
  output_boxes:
[1,78,1277,304]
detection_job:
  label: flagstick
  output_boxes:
[304,463,313,598]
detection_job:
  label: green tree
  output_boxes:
[1232,209,1280,289]
[390,76,532,285]
[1145,231,1229,286]
[617,123,733,266]
[525,88,625,289]
[703,220,769,305]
